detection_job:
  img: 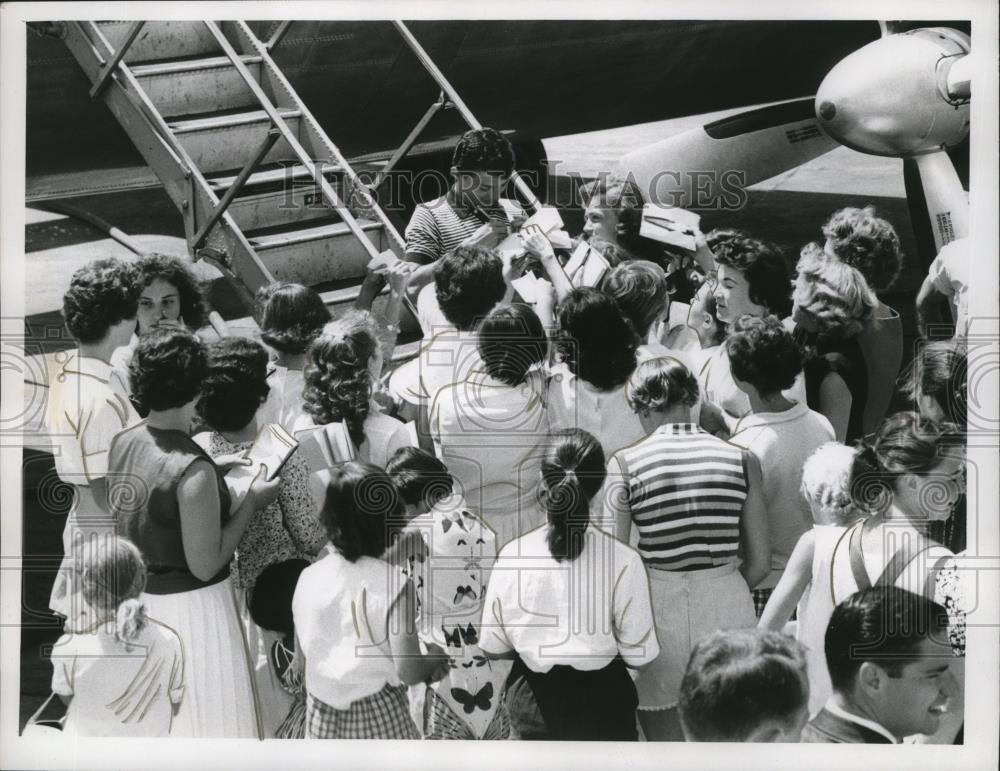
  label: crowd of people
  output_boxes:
[39,127,970,744]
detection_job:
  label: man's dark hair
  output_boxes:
[452,127,516,177]
[825,586,949,692]
[679,629,809,742]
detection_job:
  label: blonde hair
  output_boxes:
[80,537,148,643]
[800,442,859,525]
[793,245,877,339]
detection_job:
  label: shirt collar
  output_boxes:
[823,699,899,744]
[62,351,114,384]
[432,493,470,522]
[653,422,702,436]
[732,400,806,431]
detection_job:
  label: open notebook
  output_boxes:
[225,423,299,507]
[294,421,358,474]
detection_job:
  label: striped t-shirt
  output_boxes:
[613,423,748,571]
[404,196,523,263]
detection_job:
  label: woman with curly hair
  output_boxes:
[294,311,412,468]
[791,247,877,443]
[108,328,281,737]
[603,357,771,741]
[819,205,905,434]
[255,282,331,432]
[696,232,800,431]
[47,258,143,631]
[726,315,836,617]
[546,288,644,461]
[110,254,208,400]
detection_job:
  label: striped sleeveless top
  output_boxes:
[616,423,748,571]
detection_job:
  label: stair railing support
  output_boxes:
[192,127,281,249]
[89,21,145,98]
[392,20,541,213]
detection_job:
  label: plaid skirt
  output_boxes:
[305,684,420,739]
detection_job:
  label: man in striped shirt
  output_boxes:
[404,128,526,331]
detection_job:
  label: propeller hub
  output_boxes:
[815,27,970,158]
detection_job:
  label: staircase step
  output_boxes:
[249,218,387,286]
[170,109,302,175]
[130,55,263,77]
[205,161,341,191]
[248,218,382,250]
[98,21,220,63]
[132,55,264,116]
[168,108,300,134]
[223,179,348,233]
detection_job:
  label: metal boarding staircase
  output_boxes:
[58,20,541,339]
[60,19,403,318]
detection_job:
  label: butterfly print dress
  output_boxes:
[394,494,512,739]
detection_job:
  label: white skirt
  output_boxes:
[636,561,756,710]
[142,578,262,738]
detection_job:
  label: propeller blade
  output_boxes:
[913,151,969,259]
[615,98,838,210]
[903,157,937,274]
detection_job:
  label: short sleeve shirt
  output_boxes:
[51,619,185,737]
[928,238,969,336]
[479,525,659,672]
[404,196,523,264]
[44,352,139,486]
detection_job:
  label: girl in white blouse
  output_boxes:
[546,288,645,460]
[480,429,659,740]
[292,462,450,738]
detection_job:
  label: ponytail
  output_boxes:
[545,473,591,562]
[540,430,606,563]
[79,537,149,644]
[115,597,148,643]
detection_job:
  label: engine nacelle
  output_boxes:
[815,27,970,158]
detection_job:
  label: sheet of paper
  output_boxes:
[563,240,591,280]
[578,248,610,287]
[564,241,610,287]
[639,204,701,251]
[366,249,401,272]
[511,272,542,304]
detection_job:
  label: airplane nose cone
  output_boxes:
[815,28,970,158]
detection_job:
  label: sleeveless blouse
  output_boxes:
[110,422,232,594]
[615,423,748,571]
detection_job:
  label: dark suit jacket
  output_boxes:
[801,707,895,744]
